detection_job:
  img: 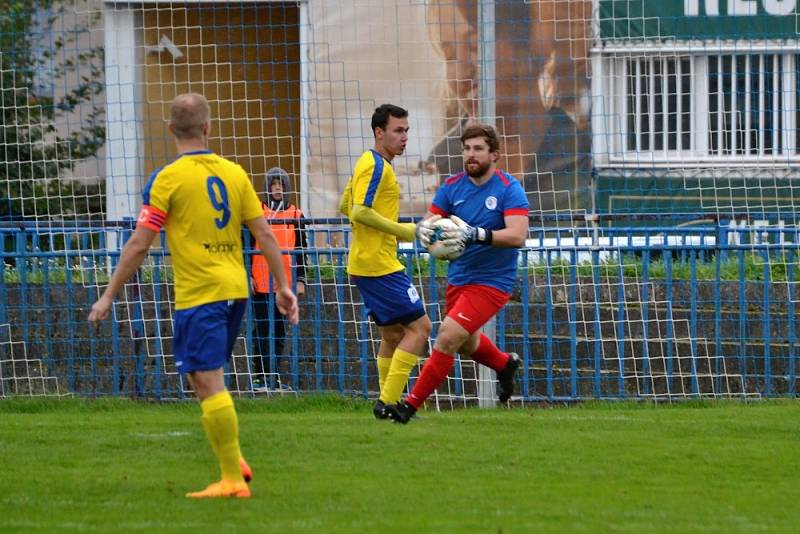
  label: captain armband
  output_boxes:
[137,205,167,232]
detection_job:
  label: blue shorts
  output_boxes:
[173,299,247,373]
[351,270,426,326]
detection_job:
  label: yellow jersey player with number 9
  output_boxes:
[89,93,298,499]
[140,145,256,309]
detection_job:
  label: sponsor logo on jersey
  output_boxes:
[203,241,238,254]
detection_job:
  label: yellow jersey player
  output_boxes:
[340,104,437,419]
[89,93,298,498]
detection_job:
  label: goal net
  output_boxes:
[4,0,796,401]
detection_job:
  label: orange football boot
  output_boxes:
[186,480,251,499]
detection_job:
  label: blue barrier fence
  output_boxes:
[1,219,798,400]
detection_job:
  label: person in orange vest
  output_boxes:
[250,167,307,391]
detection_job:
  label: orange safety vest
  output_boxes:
[251,203,302,293]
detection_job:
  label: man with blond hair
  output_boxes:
[89,92,298,498]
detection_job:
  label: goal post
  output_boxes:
[477,0,498,408]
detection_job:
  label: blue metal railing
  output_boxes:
[1,220,799,400]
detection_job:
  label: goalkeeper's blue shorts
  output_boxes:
[173,299,247,373]
[351,270,426,326]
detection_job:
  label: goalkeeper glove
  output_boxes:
[414,215,441,247]
[448,215,493,246]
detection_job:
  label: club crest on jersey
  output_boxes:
[485,196,498,210]
[407,286,420,304]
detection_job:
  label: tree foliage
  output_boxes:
[0,0,105,220]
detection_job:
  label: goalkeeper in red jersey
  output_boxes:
[89,92,298,498]
[386,123,529,423]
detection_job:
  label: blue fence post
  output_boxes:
[121,226,144,398]
[79,249,105,395]
[286,247,300,390]
[335,255,347,394]
[0,244,6,326]
[290,249,301,390]
[65,247,76,393]
[267,291,277,390]
[16,230,32,381]
[86,250,98,397]
[641,249,651,396]
[714,250,722,395]
[110,273,122,398]
[789,249,797,398]
[242,234,254,395]
[313,259,323,392]
[519,250,531,399]
[152,233,167,400]
[615,254,626,398]
[128,276,145,398]
[496,307,506,353]
[762,249,771,396]
[689,250,700,396]
[30,233,40,281]
[591,250,603,398]
[41,249,55,386]
[544,250,554,400]
[718,224,728,262]
[737,249,747,388]
[665,251,674,392]
[568,250,577,399]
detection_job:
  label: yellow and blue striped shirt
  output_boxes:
[343,149,404,277]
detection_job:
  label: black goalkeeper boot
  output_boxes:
[497,352,521,403]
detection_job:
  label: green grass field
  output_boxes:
[1,397,798,533]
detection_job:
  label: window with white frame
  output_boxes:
[600,48,799,164]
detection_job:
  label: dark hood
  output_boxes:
[266,167,291,211]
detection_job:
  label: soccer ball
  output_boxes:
[427,217,464,261]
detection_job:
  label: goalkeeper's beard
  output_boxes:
[465,160,492,178]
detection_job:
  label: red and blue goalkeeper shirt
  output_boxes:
[430,169,529,293]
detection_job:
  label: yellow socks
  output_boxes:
[200,390,243,483]
[377,356,392,392]
[379,349,419,404]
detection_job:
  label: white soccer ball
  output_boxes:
[427,217,464,261]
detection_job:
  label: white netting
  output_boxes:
[5,0,799,401]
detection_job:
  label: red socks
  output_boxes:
[468,333,510,372]
[405,337,509,409]
[406,349,454,409]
